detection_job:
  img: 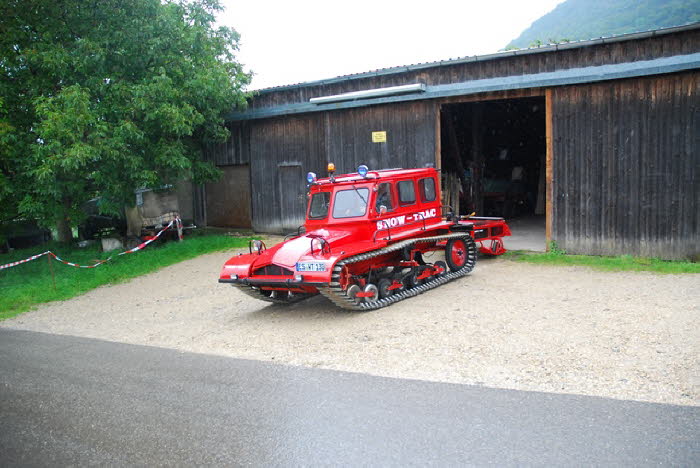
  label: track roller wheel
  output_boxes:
[363,284,379,303]
[346,285,362,304]
[377,278,393,299]
[445,238,468,272]
[406,269,423,289]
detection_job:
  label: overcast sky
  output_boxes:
[219,0,567,90]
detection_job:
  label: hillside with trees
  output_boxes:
[507,0,700,49]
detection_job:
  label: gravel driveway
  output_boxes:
[3,240,698,406]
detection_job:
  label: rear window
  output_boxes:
[419,177,436,202]
[397,180,416,205]
[333,188,369,218]
[308,192,330,219]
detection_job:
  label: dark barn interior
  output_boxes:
[441,97,546,222]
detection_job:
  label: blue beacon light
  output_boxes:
[306,172,317,184]
[358,165,369,177]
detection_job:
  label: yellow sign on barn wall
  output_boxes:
[372,131,387,143]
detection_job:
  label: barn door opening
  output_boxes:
[440,96,546,251]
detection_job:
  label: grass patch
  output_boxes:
[505,250,700,274]
[0,234,251,320]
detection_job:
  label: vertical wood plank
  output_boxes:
[545,88,554,249]
[435,102,442,187]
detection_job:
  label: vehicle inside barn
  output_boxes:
[440,96,546,223]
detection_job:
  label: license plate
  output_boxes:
[296,262,326,272]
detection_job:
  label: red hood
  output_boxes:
[271,229,352,268]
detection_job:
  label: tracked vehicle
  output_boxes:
[219,164,511,311]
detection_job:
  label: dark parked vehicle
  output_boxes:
[78,198,127,240]
[0,220,52,253]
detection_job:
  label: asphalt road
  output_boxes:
[1,329,697,466]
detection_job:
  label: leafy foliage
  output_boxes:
[0,0,250,238]
[507,0,700,49]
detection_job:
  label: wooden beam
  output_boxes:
[438,88,545,106]
[435,102,442,175]
[471,103,484,215]
[545,88,554,250]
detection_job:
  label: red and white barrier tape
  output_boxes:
[0,251,52,271]
[0,218,180,271]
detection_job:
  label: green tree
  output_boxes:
[0,0,250,242]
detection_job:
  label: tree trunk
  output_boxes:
[56,218,72,243]
[56,198,73,243]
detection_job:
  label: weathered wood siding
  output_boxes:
[248,114,325,233]
[552,71,699,259]
[195,123,252,227]
[251,28,700,110]
[246,101,436,233]
[205,165,252,228]
[325,101,436,173]
[204,123,250,166]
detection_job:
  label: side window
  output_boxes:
[308,192,330,219]
[375,183,394,212]
[397,180,416,205]
[419,177,436,202]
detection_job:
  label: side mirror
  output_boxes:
[379,205,387,215]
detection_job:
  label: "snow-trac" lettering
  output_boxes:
[376,208,437,230]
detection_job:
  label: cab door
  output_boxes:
[372,179,419,239]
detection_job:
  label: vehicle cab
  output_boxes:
[304,164,443,243]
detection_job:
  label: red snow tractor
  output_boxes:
[219,164,510,310]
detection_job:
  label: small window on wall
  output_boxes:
[397,180,416,205]
[419,177,436,202]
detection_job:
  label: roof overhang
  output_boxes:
[228,53,700,121]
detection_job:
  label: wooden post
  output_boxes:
[444,109,467,215]
[435,103,442,189]
[47,254,56,291]
[470,103,484,215]
[545,88,554,250]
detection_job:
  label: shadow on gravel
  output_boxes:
[247,294,359,320]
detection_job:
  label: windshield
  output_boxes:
[308,192,330,219]
[333,188,369,219]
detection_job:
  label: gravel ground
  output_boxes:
[3,239,698,406]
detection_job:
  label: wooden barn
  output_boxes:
[200,23,699,260]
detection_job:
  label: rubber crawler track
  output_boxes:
[232,232,476,311]
[320,232,476,311]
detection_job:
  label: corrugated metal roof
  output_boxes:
[252,22,700,94]
[229,52,700,121]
